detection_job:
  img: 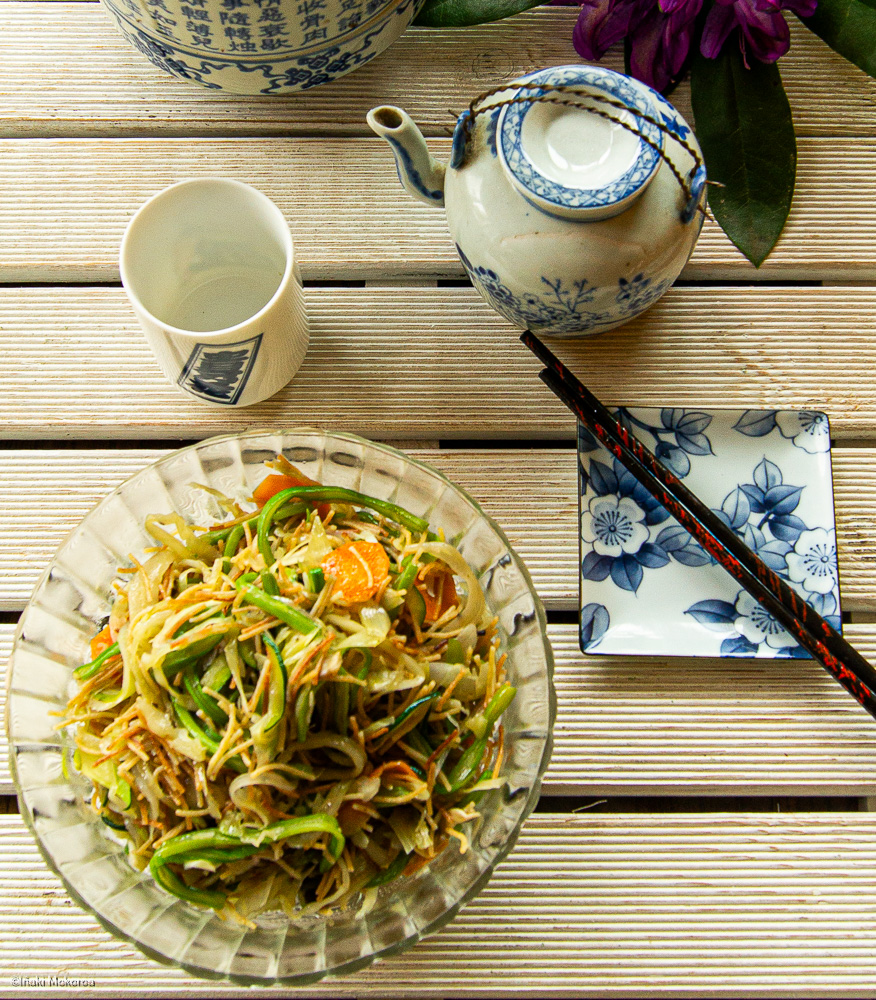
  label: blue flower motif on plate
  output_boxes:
[580,602,610,651]
[578,406,841,658]
[682,456,840,657]
[733,408,831,454]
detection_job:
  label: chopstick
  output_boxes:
[520,329,876,721]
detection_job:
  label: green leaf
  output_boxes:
[413,0,542,27]
[689,46,796,267]
[798,0,876,78]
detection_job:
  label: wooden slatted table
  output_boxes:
[3,5,876,995]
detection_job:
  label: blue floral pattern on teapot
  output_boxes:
[368,65,706,338]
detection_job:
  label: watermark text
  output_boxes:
[11,977,96,988]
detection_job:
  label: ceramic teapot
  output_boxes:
[367,65,706,337]
[100,0,422,94]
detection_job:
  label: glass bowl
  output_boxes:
[6,429,556,985]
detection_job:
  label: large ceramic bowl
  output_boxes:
[6,429,555,985]
[100,0,423,95]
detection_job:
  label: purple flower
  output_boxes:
[700,0,817,64]
[569,0,702,91]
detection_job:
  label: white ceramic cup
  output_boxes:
[120,178,308,407]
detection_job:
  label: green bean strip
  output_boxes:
[201,501,307,545]
[150,814,346,909]
[152,828,248,858]
[389,693,436,734]
[221,524,245,574]
[223,524,245,558]
[483,683,517,729]
[235,580,322,635]
[176,845,261,864]
[256,814,345,861]
[260,570,281,595]
[261,635,287,732]
[172,701,221,751]
[258,488,428,565]
[172,701,246,774]
[394,557,418,592]
[334,676,350,736]
[74,641,121,681]
[162,625,238,677]
[365,850,410,887]
[149,829,254,910]
[445,736,488,793]
[151,859,228,910]
[256,488,304,567]
[467,683,518,740]
[303,567,324,593]
[183,667,228,727]
[295,685,315,742]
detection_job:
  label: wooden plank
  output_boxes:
[0,6,872,140]
[547,622,876,797]
[4,812,876,995]
[0,625,9,794]
[2,443,876,612]
[7,620,876,798]
[0,136,874,282]
[3,286,876,440]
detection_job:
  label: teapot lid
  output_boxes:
[496,66,664,222]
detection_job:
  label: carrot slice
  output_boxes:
[252,470,331,519]
[416,572,458,623]
[253,471,317,505]
[90,623,114,660]
[322,540,390,602]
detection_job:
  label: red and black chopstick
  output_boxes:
[520,329,876,721]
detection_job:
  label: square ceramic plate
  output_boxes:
[577,407,841,657]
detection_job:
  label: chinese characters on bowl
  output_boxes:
[100,0,423,94]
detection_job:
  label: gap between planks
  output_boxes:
[0,138,874,281]
[1,441,875,612]
[2,285,876,439]
[6,814,876,995]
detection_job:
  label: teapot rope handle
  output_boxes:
[455,82,709,223]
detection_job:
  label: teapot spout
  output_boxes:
[366,106,445,208]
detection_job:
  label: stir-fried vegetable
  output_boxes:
[61,456,515,924]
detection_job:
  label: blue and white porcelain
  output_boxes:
[100,0,422,94]
[497,66,663,221]
[367,65,706,337]
[578,407,841,658]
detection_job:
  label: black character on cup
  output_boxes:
[178,335,262,405]
[191,348,248,401]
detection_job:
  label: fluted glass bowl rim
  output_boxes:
[7,428,556,986]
